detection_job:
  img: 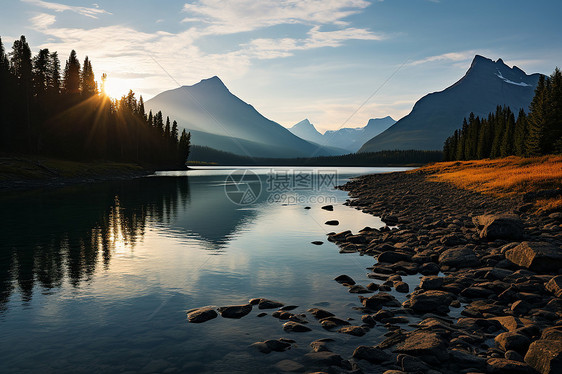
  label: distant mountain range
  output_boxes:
[359,55,542,152]
[145,77,344,158]
[289,116,395,153]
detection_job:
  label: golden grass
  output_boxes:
[415,155,562,213]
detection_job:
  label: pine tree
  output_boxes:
[10,35,32,84]
[81,56,97,97]
[32,48,50,96]
[546,67,562,153]
[526,75,549,156]
[63,50,81,95]
[164,116,171,139]
[48,52,61,95]
[512,109,526,156]
[500,109,515,157]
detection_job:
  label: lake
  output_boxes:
[0,166,412,374]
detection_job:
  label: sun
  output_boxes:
[101,76,131,100]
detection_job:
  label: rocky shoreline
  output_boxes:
[187,169,562,374]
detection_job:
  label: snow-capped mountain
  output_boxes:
[359,55,542,152]
[145,77,342,158]
[288,116,395,153]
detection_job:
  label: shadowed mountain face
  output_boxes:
[289,117,395,153]
[359,55,542,152]
[145,77,343,158]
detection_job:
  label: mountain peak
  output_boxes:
[190,76,227,89]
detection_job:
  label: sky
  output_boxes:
[1,0,561,133]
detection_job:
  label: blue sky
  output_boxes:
[1,0,561,132]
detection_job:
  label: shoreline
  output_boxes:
[326,169,561,373]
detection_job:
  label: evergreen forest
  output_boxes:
[0,35,191,168]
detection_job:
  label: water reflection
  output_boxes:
[0,175,263,310]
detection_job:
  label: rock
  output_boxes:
[307,308,335,320]
[382,214,399,225]
[328,230,351,241]
[487,358,535,373]
[282,321,311,332]
[490,316,521,332]
[506,350,525,362]
[352,346,390,363]
[251,339,292,353]
[258,299,284,309]
[545,275,562,297]
[394,281,409,293]
[334,274,355,285]
[511,300,532,315]
[448,349,487,371]
[394,331,448,363]
[524,339,562,374]
[325,220,339,226]
[274,359,304,372]
[377,251,412,264]
[217,304,252,319]
[338,325,367,336]
[187,307,217,323]
[403,290,453,314]
[541,326,562,341]
[439,247,479,268]
[257,312,267,317]
[495,332,531,355]
[320,316,350,330]
[321,205,334,211]
[310,338,334,352]
[348,285,371,294]
[399,354,431,372]
[473,214,524,240]
[360,292,400,310]
[418,262,440,275]
[303,351,345,368]
[347,234,367,244]
[420,276,444,290]
[280,305,299,311]
[311,241,324,245]
[505,241,562,273]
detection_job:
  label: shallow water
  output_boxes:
[0,166,413,373]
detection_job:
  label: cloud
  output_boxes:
[22,0,111,19]
[245,26,385,59]
[182,0,372,34]
[30,13,57,29]
[409,50,480,66]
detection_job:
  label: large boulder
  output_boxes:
[505,242,562,273]
[438,247,479,268]
[524,339,562,374]
[473,214,524,240]
[495,332,531,355]
[352,346,391,363]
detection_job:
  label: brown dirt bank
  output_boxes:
[0,156,154,191]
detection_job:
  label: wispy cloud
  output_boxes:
[245,26,385,59]
[182,0,372,34]
[22,0,111,19]
[409,50,480,66]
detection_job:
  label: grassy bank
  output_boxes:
[0,156,148,184]
[417,155,562,213]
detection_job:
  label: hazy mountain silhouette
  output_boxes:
[145,77,343,158]
[289,116,395,153]
[359,55,542,152]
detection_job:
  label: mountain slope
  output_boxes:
[289,119,325,145]
[145,77,340,158]
[289,116,395,153]
[358,56,542,152]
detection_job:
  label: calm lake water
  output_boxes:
[0,167,412,374]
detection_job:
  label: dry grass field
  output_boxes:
[417,155,562,213]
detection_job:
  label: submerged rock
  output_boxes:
[250,338,292,353]
[334,274,355,285]
[282,321,311,332]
